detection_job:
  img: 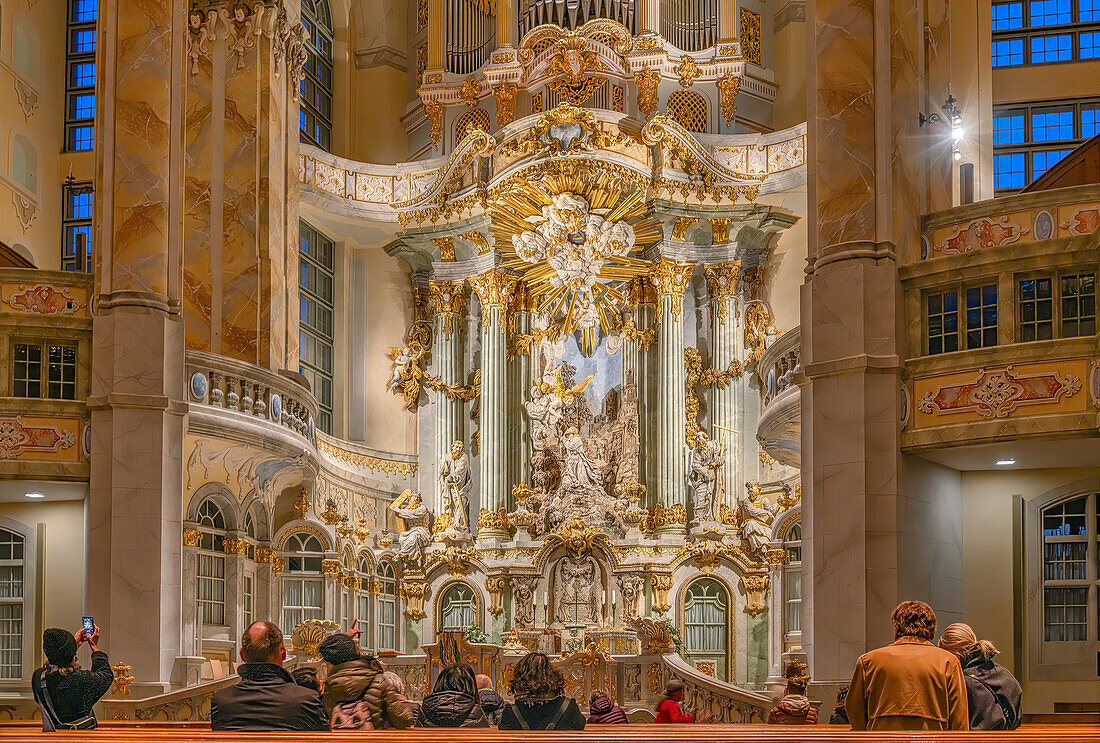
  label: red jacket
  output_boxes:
[654,698,694,723]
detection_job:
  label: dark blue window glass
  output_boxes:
[70,28,95,53]
[1032,109,1074,140]
[965,284,998,349]
[1030,0,1072,24]
[1031,33,1073,62]
[993,113,1026,144]
[1081,0,1099,21]
[994,152,1027,188]
[1033,149,1072,178]
[70,62,95,87]
[1081,31,1100,58]
[993,38,1026,65]
[927,291,959,355]
[1082,105,1100,138]
[993,1,1025,28]
[71,0,96,21]
[69,93,95,120]
[66,190,93,219]
[67,125,94,151]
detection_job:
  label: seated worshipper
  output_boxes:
[211,621,328,731]
[654,680,709,723]
[293,667,322,694]
[416,663,490,727]
[32,626,114,731]
[320,631,415,730]
[938,623,1022,730]
[846,600,968,731]
[499,652,586,730]
[829,685,851,725]
[587,690,627,724]
[476,673,506,726]
[382,671,420,723]
[767,671,818,724]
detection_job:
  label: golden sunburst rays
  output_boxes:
[488,169,661,355]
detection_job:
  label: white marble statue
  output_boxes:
[560,427,604,494]
[388,345,414,393]
[554,553,602,625]
[512,576,537,627]
[438,440,472,539]
[740,496,780,559]
[390,490,430,567]
[524,371,565,453]
[687,431,724,526]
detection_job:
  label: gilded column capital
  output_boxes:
[255,546,276,564]
[468,270,519,309]
[703,261,742,323]
[652,258,695,296]
[431,237,456,261]
[428,280,467,316]
[183,528,202,547]
[627,276,657,307]
[710,218,734,245]
[223,537,250,555]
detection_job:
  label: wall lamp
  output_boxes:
[919,94,964,161]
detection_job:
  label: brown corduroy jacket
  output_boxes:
[845,636,969,731]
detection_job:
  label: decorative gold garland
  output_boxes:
[316,438,418,479]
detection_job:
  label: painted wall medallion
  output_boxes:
[190,372,209,401]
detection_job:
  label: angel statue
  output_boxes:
[740,494,780,559]
[687,430,724,527]
[438,440,472,540]
[389,489,430,567]
[386,341,427,411]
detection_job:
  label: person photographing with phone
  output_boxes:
[32,621,114,731]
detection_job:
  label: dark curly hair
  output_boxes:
[509,652,564,703]
[892,600,937,641]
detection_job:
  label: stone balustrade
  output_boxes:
[660,653,773,723]
[184,350,319,444]
[755,327,801,469]
[758,327,800,406]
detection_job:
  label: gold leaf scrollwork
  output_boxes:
[671,216,697,241]
[424,99,443,147]
[617,317,655,352]
[673,55,701,87]
[717,72,742,125]
[460,76,481,107]
[183,528,202,547]
[477,507,513,536]
[685,346,748,443]
[703,261,741,323]
[741,574,769,615]
[649,574,673,613]
[634,66,660,119]
[485,576,507,616]
[493,81,518,128]
[401,581,427,619]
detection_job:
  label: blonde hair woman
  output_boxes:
[938,623,1022,730]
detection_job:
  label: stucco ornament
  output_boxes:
[390,489,431,567]
[687,430,724,528]
[554,553,602,625]
[437,440,472,541]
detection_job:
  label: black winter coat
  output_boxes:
[32,651,114,725]
[415,690,490,727]
[499,697,587,730]
[211,663,328,731]
[478,688,506,726]
[959,650,1022,731]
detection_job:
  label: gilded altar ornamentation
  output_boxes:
[322,559,341,576]
[616,317,655,352]
[703,261,741,322]
[547,34,600,85]
[547,516,602,554]
[183,528,202,547]
[508,320,564,360]
[485,576,507,616]
[673,55,701,87]
[431,236,455,261]
[291,619,342,660]
[493,82,518,128]
[684,346,749,443]
[460,76,481,107]
[319,497,342,524]
[652,257,694,297]
[401,581,428,619]
[634,66,660,119]
[744,300,774,364]
[710,217,733,245]
[424,98,444,146]
[645,503,687,533]
[344,575,362,590]
[271,557,285,575]
[427,279,467,337]
[671,216,697,241]
[766,548,787,565]
[111,662,134,696]
[739,9,763,65]
[718,72,742,124]
[318,437,419,478]
[477,507,513,536]
[460,230,491,255]
[741,574,769,615]
[647,662,664,694]
[255,546,276,564]
[293,487,310,519]
[469,270,519,308]
[683,539,726,571]
[355,518,371,544]
[718,502,739,528]
[425,544,478,575]
[223,537,250,555]
[498,102,635,160]
[650,574,674,613]
[336,518,354,541]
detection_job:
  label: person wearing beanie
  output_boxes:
[211,621,328,731]
[587,690,627,724]
[321,629,415,730]
[938,623,1022,730]
[32,625,113,730]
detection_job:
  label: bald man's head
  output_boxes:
[241,621,284,664]
[475,673,493,690]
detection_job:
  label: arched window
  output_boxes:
[12,135,36,193]
[353,555,372,642]
[667,90,708,134]
[282,532,325,630]
[300,0,333,151]
[784,521,802,644]
[376,561,397,650]
[683,578,729,680]
[13,17,37,79]
[438,582,477,633]
[454,108,490,143]
[196,500,227,626]
[1040,494,1095,642]
[0,529,26,680]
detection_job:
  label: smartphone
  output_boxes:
[82,616,94,634]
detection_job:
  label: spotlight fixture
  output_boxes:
[995,458,1016,466]
[24,492,45,499]
[919,94,964,161]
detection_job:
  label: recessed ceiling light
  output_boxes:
[24,492,44,499]
[995,458,1016,466]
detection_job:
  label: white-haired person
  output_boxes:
[938,623,1022,730]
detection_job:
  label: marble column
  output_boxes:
[428,280,467,517]
[624,278,655,507]
[652,258,695,533]
[507,283,538,506]
[703,262,742,517]
[802,0,925,688]
[88,0,188,693]
[469,270,518,539]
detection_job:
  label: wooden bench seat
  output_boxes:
[2,724,1098,742]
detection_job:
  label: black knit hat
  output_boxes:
[43,628,77,666]
[318,633,360,666]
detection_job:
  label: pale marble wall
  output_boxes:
[769,17,805,131]
[756,188,806,334]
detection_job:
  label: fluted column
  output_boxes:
[624,278,656,506]
[469,270,518,539]
[639,0,660,34]
[508,283,538,508]
[496,0,517,48]
[653,258,695,533]
[429,280,467,516]
[704,262,742,516]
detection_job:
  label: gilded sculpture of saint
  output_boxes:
[687,430,724,527]
[437,440,472,540]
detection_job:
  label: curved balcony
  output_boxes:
[756,327,801,469]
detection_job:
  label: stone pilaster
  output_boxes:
[704,262,742,516]
[429,280,467,517]
[469,270,518,539]
[652,258,695,533]
[507,282,539,510]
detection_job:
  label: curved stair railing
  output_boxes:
[660,653,772,723]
